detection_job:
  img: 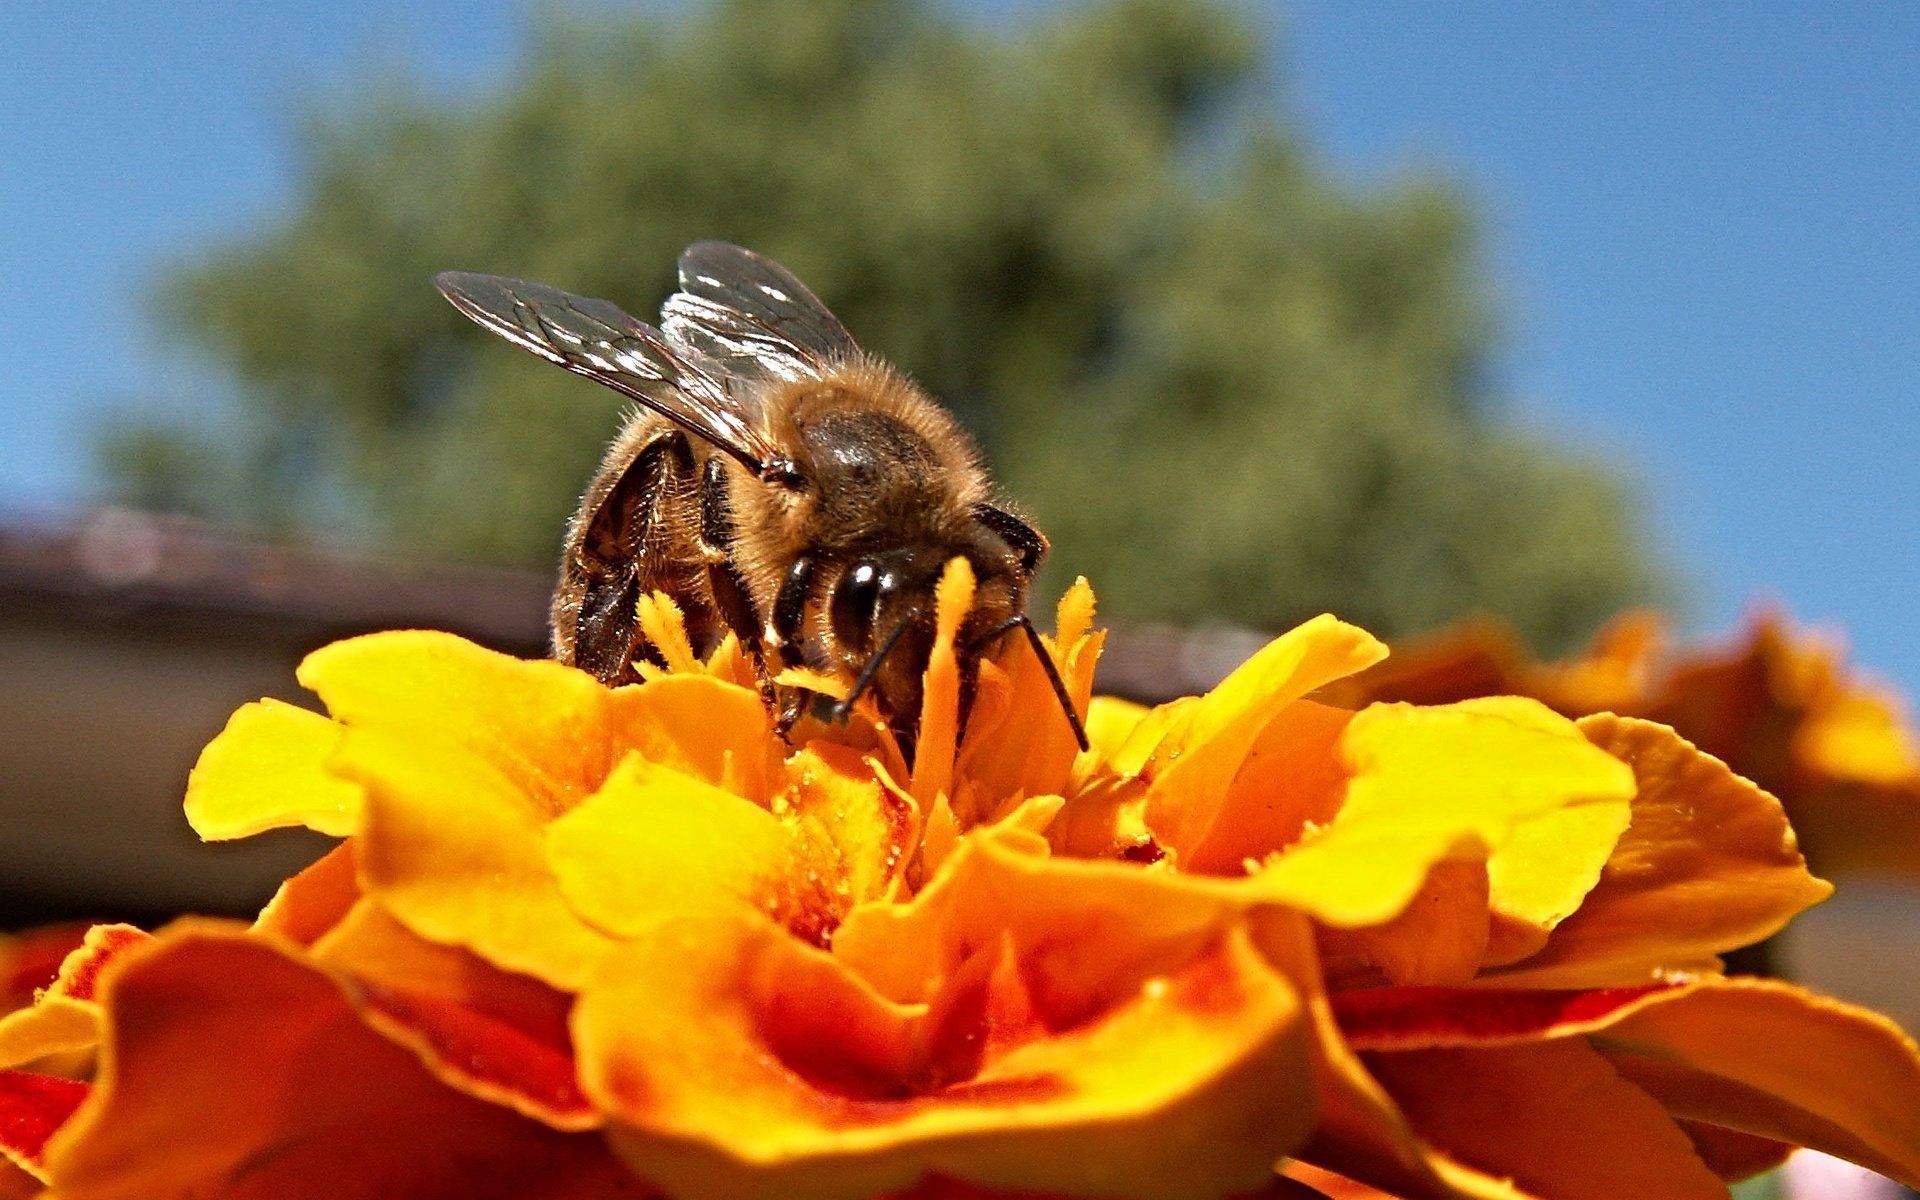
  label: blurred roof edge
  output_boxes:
[0,507,1264,702]
[0,507,552,654]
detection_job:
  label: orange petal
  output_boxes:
[912,558,976,805]
[1490,715,1833,987]
[1143,616,1387,862]
[1794,671,1920,786]
[0,998,97,1073]
[1329,979,1920,1190]
[1675,1120,1793,1182]
[1251,913,1536,1200]
[953,581,1103,807]
[184,698,359,839]
[601,674,786,804]
[312,902,592,1129]
[1361,1038,1728,1200]
[252,841,361,946]
[785,743,920,911]
[836,822,1227,1011]
[1180,700,1353,876]
[1593,978,1920,1189]
[1317,861,1491,989]
[577,907,1309,1200]
[42,922,641,1200]
[337,724,618,992]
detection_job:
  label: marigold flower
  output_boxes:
[6,571,1919,1199]
[1325,607,1920,880]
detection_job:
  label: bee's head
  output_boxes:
[825,538,1028,743]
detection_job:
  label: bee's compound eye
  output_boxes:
[831,559,886,649]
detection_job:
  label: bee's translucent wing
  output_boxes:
[660,241,858,389]
[435,271,786,476]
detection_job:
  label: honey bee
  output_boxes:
[435,241,1087,751]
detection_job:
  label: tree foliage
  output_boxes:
[108,0,1663,651]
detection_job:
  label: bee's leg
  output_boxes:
[769,554,820,737]
[570,433,690,682]
[697,455,786,717]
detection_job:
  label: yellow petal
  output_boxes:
[1143,615,1388,862]
[184,699,359,839]
[336,725,617,993]
[299,630,618,816]
[1250,699,1633,941]
[546,755,794,939]
[1491,716,1833,988]
[1083,696,1150,762]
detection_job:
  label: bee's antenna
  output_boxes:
[968,614,1091,753]
[830,609,920,724]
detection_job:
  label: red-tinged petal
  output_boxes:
[1591,979,1920,1189]
[578,910,1309,1200]
[1143,616,1387,862]
[1,925,91,1010]
[252,841,361,945]
[311,901,592,1129]
[337,724,618,992]
[0,1158,40,1199]
[184,698,359,839]
[1253,915,1536,1200]
[1361,1039,1729,1200]
[0,927,152,1072]
[0,1070,87,1180]
[45,926,149,1005]
[1332,985,1679,1052]
[1490,716,1833,987]
[42,922,650,1200]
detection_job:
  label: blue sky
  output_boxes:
[5,3,1918,694]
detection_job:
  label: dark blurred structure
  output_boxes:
[0,509,548,928]
[0,508,1263,930]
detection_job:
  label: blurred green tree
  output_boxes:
[105,0,1663,651]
